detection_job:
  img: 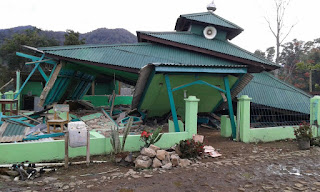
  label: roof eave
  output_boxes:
[138,33,280,72]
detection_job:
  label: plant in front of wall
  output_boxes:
[140,127,163,148]
[110,117,133,162]
[175,139,204,159]
[294,121,313,150]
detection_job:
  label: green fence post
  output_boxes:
[238,95,252,143]
[184,96,200,138]
[310,96,320,137]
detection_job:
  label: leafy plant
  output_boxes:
[176,139,204,159]
[140,127,163,147]
[110,117,133,155]
[294,121,313,141]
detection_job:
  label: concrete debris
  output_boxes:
[204,145,222,158]
[141,147,156,158]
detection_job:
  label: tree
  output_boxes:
[265,0,296,77]
[296,41,320,92]
[0,28,59,70]
[254,46,275,62]
[64,30,85,45]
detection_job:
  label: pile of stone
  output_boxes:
[134,145,191,170]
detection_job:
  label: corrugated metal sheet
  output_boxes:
[0,122,29,142]
[180,12,243,30]
[43,69,95,106]
[238,72,311,114]
[139,32,278,67]
[39,43,248,69]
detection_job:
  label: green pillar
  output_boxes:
[224,76,237,139]
[238,95,251,143]
[184,96,200,138]
[310,96,320,137]
[165,74,180,132]
[0,92,2,113]
[15,70,21,110]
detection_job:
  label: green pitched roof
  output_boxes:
[180,12,242,30]
[138,31,279,70]
[39,43,248,70]
[238,72,311,114]
[175,12,243,39]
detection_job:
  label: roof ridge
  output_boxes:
[261,72,312,97]
[180,11,243,30]
[40,43,151,51]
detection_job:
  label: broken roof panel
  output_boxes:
[0,122,30,143]
[238,72,311,114]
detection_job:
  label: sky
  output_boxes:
[0,0,319,52]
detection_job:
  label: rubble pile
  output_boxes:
[134,145,192,170]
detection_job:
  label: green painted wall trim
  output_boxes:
[0,95,199,164]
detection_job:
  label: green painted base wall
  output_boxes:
[221,115,317,143]
[0,132,192,164]
[82,95,133,107]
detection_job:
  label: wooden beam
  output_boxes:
[39,63,63,107]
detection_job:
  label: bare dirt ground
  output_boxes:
[1,128,320,192]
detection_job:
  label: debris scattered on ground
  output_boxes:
[203,146,222,158]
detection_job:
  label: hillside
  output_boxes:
[0,26,137,46]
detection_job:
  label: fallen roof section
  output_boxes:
[238,72,312,114]
[0,122,30,143]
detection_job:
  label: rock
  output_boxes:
[294,183,304,188]
[238,187,246,192]
[314,182,320,186]
[131,174,141,179]
[101,176,107,180]
[62,185,70,190]
[162,163,173,170]
[0,175,11,181]
[162,154,171,165]
[6,170,19,177]
[171,154,180,167]
[43,177,58,184]
[179,159,191,167]
[53,182,63,188]
[87,185,94,188]
[69,182,76,187]
[149,145,160,152]
[144,174,153,178]
[141,148,156,157]
[125,153,133,163]
[115,157,122,163]
[156,150,168,160]
[152,158,162,168]
[135,155,152,169]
